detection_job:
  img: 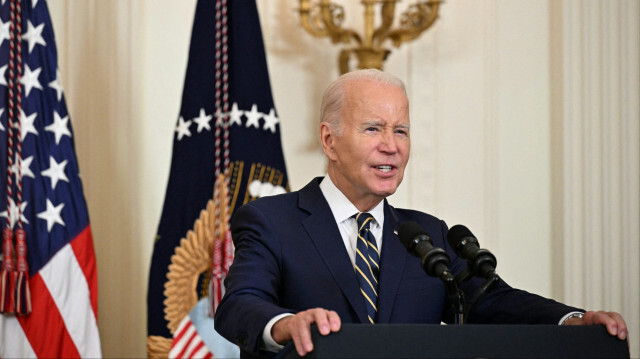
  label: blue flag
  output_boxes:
[0,0,100,357]
[147,0,289,352]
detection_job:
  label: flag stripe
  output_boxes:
[69,226,98,317]
[170,315,193,357]
[169,316,216,359]
[0,315,37,358]
[188,341,206,358]
[170,316,195,358]
[40,239,101,358]
[174,325,197,358]
[173,315,192,342]
[185,338,205,358]
[17,273,80,358]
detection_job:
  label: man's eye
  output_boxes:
[365,127,378,132]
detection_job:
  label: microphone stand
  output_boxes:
[464,272,500,319]
[440,270,465,324]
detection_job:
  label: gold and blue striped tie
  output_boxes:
[353,212,380,323]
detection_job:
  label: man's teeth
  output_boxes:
[376,165,392,173]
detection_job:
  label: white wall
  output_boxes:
[47,1,639,357]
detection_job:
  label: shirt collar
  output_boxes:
[319,175,385,227]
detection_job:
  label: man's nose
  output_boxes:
[379,130,398,153]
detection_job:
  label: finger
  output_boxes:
[313,309,332,335]
[293,335,307,358]
[292,311,316,355]
[587,311,620,337]
[327,310,342,332]
[290,322,312,356]
[607,312,628,340]
[314,309,342,334]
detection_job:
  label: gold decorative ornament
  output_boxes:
[298,0,442,74]
[146,168,287,357]
[146,336,173,359]
[162,198,216,335]
[147,175,230,358]
[163,176,230,334]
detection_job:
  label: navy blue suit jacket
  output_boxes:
[215,178,580,358]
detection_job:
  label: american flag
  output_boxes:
[147,0,288,356]
[0,0,101,357]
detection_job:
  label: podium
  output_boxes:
[278,324,629,358]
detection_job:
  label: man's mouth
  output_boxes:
[375,165,393,173]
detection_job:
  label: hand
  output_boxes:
[271,308,341,357]
[563,310,628,341]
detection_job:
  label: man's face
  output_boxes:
[322,80,410,211]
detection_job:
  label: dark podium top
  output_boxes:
[278,324,629,359]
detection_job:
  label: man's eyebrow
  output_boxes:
[361,121,410,129]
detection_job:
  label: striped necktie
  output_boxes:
[353,212,380,323]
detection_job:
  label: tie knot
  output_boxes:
[353,212,374,232]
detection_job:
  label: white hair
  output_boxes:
[319,69,407,135]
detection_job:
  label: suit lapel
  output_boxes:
[299,178,369,323]
[376,202,407,323]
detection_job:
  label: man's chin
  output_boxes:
[373,178,402,194]
[371,185,399,198]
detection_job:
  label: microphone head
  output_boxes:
[447,224,498,278]
[447,224,480,258]
[447,224,474,244]
[397,221,429,252]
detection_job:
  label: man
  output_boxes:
[214,69,628,358]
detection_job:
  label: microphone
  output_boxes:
[446,225,497,279]
[397,221,452,279]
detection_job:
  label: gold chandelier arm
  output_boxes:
[382,0,441,47]
[299,0,330,38]
[319,1,362,44]
[339,49,354,75]
[299,0,362,45]
[372,0,398,47]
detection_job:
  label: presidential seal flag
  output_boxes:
[0,0,101,358]
[147,0,288,357]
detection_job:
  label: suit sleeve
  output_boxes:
[214,202,293,354]
[433,220,584,324]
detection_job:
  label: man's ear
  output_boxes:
[320,122,337,161]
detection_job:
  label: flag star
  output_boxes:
[262,108,279,133]
[175,116,192,141]
[32,0,39,8]
[22,20,46,53]
[229,102,243,127]
[193,108,212,133]
[19,109,38,139]
[0,108,4,131]
[49,69,64,101]
[10,155,35,180]
[45,111,72,144]
[37,199,65,232]
[244,104,262,129]
[0,19,10,47]
[41,156,69,190]
[20,65,43,97]
[0,65,7,86]
[0,199,29,229]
